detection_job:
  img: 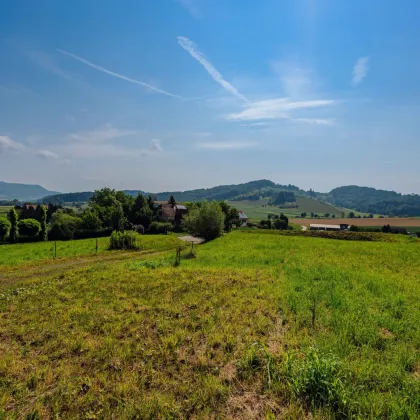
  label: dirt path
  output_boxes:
[178,235,205,244]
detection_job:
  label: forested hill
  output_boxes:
[327,186,420,217]
[0,181,59,201]
[34,181,420,217]
[41,180,303,204]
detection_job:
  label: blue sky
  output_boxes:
[1,0,420,194]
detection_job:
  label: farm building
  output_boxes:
[154,202,188,226]
[310,223,349,231]
[238,211,248,227]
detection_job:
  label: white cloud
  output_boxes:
[68,125,138,143]
[197,141,257,150]
[292,118,335,125]
[177,36,248,102]
[225,98,336,121]
[0,136,26,153]
[36,150,59,159]
[178,0,201,18]
[352,57,369,86]
[57,49,179,98]
[150,139,163,152]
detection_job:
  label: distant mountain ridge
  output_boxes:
[0,181,59,201]
[2,180,420,217]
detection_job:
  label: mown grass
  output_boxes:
[0,231,419,418]
[0,235,184,266]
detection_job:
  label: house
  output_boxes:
[238,211,248,227]
[309,223,349,231]
[155,202,188,226]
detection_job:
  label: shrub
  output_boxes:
[349,225,360,232]
[49,213,82,241]
[73,228,113,240]
[81,209,102,230]
[0,218,12,242]
[18,219,41,237]
[108,231,141,250]
[284,347,347,414]
[182,201,225,241]
[148,221,172,234]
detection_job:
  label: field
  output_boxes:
[293,217,420,229]
[0,206,12,216]
[228,198,342,221]
[1,231,420,418]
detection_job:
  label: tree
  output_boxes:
[81,208,102,230]
[89,188,126,229]
[39,205,48,241]
[168,195,176,206]
[18,219,41,237]
[218,201,239,232]
[8,207,19,243]
[0,218,11,242]
[349,225,360,232]
[300,212,307,218]
[324,213,330,218]
[183,201,225,241]
[130,194,153,228]
[348,212,355,218]
[49,213,82,240]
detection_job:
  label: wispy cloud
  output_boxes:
[292,118,335,125]
[57,49,179,98]
[226,98,336,121]
[197,141,257,150]
[177,0,201,18]
[352,57,369,86]
[36,150,59,159]
[0,136,26,153]
[28,51,73,81]
[150,139,163,152]
[177,36,248,102]
[68,125,138,143]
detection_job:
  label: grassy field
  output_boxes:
[293,217,420,229]
[228,197,342,221]
[0,235,184,266]
[0,206,12,216]
[1,231,419,418]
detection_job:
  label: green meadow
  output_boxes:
[0,231,419,418]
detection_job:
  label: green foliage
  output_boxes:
[0,217,12,241]
[148,221,173,234]
[18,219,41,237]
[272,191,296,205]
[108,230,142,250]
[49,213,82,241]
[131,194,153,228]
[349,225,359,232]
[81,208,102,230]
[183,201,225,241]
[8,207,19,243]
[39,205,48,242]
[218,200,239,232]
[284,347,348,413]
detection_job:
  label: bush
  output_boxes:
[49,213,82,241]
[148,222,172,234]
[18,219,41,237]
[9,207,19,242]
[0,218,11,242]
[349,225,360,232]
[108,231,141,250]
[73,228,113,240]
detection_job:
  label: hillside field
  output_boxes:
[1,231,419,418]
[0,206,12,216]
[293,217,420,229]
[228,198,342,221]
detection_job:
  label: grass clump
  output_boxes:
[284,347,348,415]
[108,230,142,250]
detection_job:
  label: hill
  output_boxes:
[0,181,59,201]
[326,185,420,217]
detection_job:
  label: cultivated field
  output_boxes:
[1,231,419,418]
[293,217,420,228]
